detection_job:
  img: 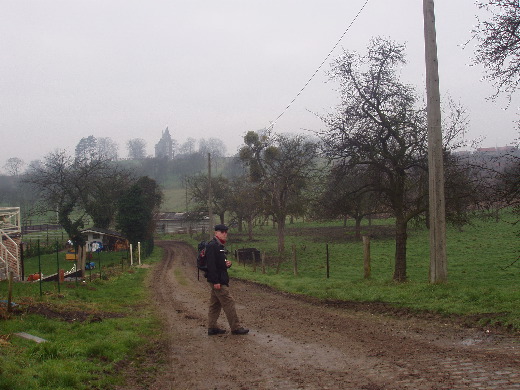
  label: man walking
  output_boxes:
[205,224,249,336]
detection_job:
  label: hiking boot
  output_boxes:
[231,327,249,335]
[208,328,227,336]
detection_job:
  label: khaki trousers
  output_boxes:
[207,283,240,331]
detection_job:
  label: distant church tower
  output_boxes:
[155,127,174,159]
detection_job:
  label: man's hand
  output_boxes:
[213,283,221,290]
[225,260,232,268]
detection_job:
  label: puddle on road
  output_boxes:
[460,338,483,346]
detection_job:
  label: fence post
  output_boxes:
[236,250,243,267]
[38,240,43,296]
[292,244,298,276]
[363,235,371,279]
[99,250,103,279]
[326,243,330,279]
[55,241,61,293]
[74,244,79,285]
[7,271,13,313]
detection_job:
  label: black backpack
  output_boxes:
[196,241,208,279]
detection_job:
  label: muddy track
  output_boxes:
[122,240,520,390]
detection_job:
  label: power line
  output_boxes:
[267,0,372,131]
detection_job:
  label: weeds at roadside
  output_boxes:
[0,249,163,390]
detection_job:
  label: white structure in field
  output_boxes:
[0,207,21,281]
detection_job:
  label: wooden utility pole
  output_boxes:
[423,0,447,283]
[208,153,214,241]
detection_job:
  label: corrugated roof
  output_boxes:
[80,227,126,239]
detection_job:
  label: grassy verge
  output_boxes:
[182,210,520,331]
[0,248,164,390]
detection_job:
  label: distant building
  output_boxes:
[476,146,517,153]
[155,127,174,159]
[156,212,209,234]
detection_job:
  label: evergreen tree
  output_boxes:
[116,176,162,255]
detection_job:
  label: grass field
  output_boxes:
[186,209,519,330]
[160,187,187,212]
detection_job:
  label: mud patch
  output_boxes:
[13,302,126,323]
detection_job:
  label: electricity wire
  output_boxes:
[266,0,372,131]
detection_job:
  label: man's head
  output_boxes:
[214,224,229,241]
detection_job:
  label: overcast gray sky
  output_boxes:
[1,0,519,171]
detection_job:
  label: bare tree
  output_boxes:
[80,165,134,229]
[178,138,197,155]
[188,173,232,224]
[23,150,88,246]
[321,37,467,282]
[316,164,384,239]
[97,137,119,161]
[228,175,263,240]
[23,150,135,242]
[240,131,319,253]
[500,148,520,217]
[3,157,25,176]
[75,136,97,161]
[473,1,520,99]
[199,138,227,158]
[127,138,147,160]
[482,139,520,219]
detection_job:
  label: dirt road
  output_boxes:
[123,240,520,390]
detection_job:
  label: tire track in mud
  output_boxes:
[140,241,520,390]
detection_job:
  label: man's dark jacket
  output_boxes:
[205,237,230,286]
